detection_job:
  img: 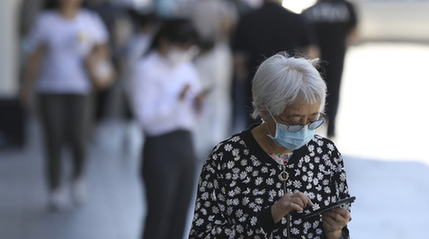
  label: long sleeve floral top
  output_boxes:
[188,126,351,239]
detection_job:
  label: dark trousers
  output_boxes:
[141,130,196,239]
[94,87,110,122]
[232,75,261,130]
[322,52,346,137]
[38,94,91,190]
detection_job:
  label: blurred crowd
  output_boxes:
[13,0,358,238]
[18,0,247,157]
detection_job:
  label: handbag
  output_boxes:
[86,46,116,91]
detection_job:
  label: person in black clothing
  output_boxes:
[231,0,319,128]
[303,0,358,137]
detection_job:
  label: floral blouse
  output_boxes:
[188,126,350,239]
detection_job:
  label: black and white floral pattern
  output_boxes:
[189,126,350,239]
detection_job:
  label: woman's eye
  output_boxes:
[309,117,319,122]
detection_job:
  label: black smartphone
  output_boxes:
[298,196,356,220]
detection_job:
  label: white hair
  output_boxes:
[251,52,327,119]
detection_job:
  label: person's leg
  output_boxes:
[121,87,135,152]
[39,94,64,190]
[165,131,197,239]
[66,94,91,204]
[141,133,180,239]
[66,94,91,179]
[94,87,110,123]
[232,71,251,131]
[323,56,345,138]
[38,94,66,208]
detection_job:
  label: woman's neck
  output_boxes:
[58,6,79,19]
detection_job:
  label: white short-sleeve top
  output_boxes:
[28,9,109,94]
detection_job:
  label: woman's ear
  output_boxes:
[260,109,269,122]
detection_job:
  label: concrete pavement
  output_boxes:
[0,117,144,239]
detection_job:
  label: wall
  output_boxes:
[0,0,22,98]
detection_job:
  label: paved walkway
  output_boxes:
[0,117,145,239]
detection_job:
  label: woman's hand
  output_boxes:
[271,192,313,223]
[322,207,351,239]
[20,45,46,106]
[179,85,211,112]
[179,85,191,100]
[85,43,115,90]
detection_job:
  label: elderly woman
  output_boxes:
[188,52,351,239]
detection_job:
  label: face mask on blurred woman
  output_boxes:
[166,48,193,67]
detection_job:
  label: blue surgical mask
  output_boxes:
[266,110,316,150]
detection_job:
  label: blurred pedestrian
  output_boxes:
[127,18,204,239]
[231,0,319,128]
[303,0,358,137]
[124,9,159,71]
[119,9,159,152]
[182,0,239,159]
[20,0,109,210]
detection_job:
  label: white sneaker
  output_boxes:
[49,188,68,211]
[72,178,87,206]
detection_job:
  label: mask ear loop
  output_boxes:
[265,107,278,123]
[265,107,277,139]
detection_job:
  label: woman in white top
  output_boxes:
[20,0,109,210]
[128,18,204,239]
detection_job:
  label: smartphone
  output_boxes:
[298,196,356,220]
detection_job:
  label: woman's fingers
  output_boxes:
[290,192,312,209]
[324,207,350,222]
[322,207,351,232]
[272,192,314,223]
[297,192,313,208]
[179,85,191,100]
[283,192,313,212]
